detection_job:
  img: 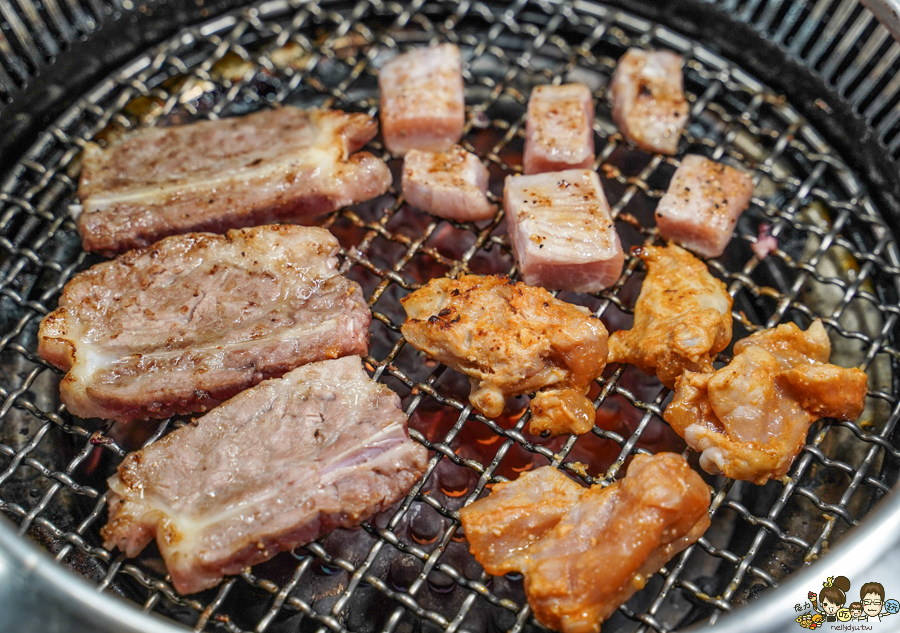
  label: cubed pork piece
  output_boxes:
[504,169,624,293]
[609,48,689,155]
[401,146,496,222]
[655,154,754,258]
[523,83,595,174]
[379,44,466,155]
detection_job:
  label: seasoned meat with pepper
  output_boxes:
[402,146,496,222]
[655,155,755,258]
[608,243,733,388]
[39,225,370,422]
[102,356,428,595]
[379,44,466,155]
[504,169,624,293]
[523,83,595,174]
[460,453,711,633]
[400,274,608,436]
[665,320,868,484]
[77,107,391,254]
[609,48,689,155]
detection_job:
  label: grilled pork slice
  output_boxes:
[609,48,689,155]
[655,155,754,258]
[102,356,428,595]
[401,274,608,436]
[665,320,868,484]
[608,243,732,389]
[78,107,392,254]
[460,454,710,633]
[402,146,496,222]
[504,169,624,293]
[39,225,371,422]
[523,84,595,174]
[379,44,466,155]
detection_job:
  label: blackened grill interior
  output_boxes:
[1,1,900,632]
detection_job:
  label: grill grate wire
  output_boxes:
[1,1,900,632]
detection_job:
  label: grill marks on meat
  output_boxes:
[504,169,624,293]
[102,356,428,595]
[655,155,755,258]
[608,244,733,389]
[78,107,392,254]
[400,274,608,436]
[609,48,689,155]
[39,225,371,422]
[460,454,711,633]
[665,320,868,484]
[379,44,465,155]
[523,84,595,175]
[402,146,496,222]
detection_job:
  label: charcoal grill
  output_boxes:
[3,0,900,631]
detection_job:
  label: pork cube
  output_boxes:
[402,146,496,222]
[609,48,689,155]
[504,169,624,293]
[523,83,595,174]
[379,44,465,155]
[655,154,754,258]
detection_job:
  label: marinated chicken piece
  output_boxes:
[655,155,755,258]
[459,466,585,575]
[504,170,624,293]
[78,107,392,254]
[39,225,370,422]
[665,320,868,484]
[379,44,466,155]
[523,83,595,174]
[609,48,689,155]
[460,454,710,633]
[400,274,608,436]
[608,243,732,389]
[402,146,496,222]
[102,356,428,594]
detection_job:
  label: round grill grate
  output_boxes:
[1,1,900,632]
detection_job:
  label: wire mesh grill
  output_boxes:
[1,0,900,631]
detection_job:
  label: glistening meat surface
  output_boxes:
[400,274,608,436]
[460,454,710,633]
[77,107,392,254]
[608,243,733,389]
[102,356,428,595]
[39,225,371,422]
[665,320,868,484]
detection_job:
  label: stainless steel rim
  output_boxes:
[2,1,900,632]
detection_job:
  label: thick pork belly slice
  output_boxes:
[607,243,733,389]
[460,454,710,633]
[38,225,371,423]
[523,83,595,175]
[665,320,868,484]
[379,44,466,155]
[102,356,428,595]
[77,107,392,254]
[402,146,496,222]
[504,169,624,293]
[655,155,755,258]
[609,48,689,155]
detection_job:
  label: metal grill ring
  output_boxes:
[1,1,899,632]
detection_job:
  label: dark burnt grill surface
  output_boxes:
[1,1,900,632]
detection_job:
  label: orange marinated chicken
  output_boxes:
[400,274,608,436]
[608,243,733,388]
[665,320,868,484]
[460,454,711,633]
